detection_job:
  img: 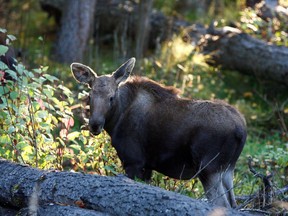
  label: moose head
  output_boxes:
[71,58,136,135]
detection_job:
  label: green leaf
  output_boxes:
[44,154,56,162]
[33,68,42,74]
[68,97,74,105]
[104,165,118,175]
[6,69,18,80]
[0,28,7,33]
[56,137,66,147]
[27,71,34,78]
[31,101,40,111]
[39,122,51,130]
[10,91,18,100]
[0,86,9,95]
[16,64,26,75]
[0,45,9,56]
[8,126,16,134]
[0,61,9,70]
[69,144,82,151]
[0,134,10,144]
[16,141,32,152]
[78,91,89,100]
[43,74,58,82]
[7,34,16,41]
[36,110,48,119]
[58,85,72,97]
[41,66,49,72]
[67,132,80,141]
[43,85,55,97]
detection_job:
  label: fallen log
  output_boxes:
[17,204,108,216]
[198,26,288,86]
[0,206,17,216]
[0,159,250,215]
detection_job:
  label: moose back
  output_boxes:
[71,58,247,208]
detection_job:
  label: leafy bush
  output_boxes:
[0,60,72,168]
[0,37,121,174]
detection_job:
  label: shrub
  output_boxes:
[0,37,121,174]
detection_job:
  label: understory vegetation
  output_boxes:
[0,0,287,214]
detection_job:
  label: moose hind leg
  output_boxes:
[199,172,230,208]
[222,169,237,208]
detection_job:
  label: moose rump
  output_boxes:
[71,58,247,208]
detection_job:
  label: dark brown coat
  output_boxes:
[71,58,247,208]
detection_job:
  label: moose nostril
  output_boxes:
[89,117,105,135]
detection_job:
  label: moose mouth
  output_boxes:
[90,126,103,136]
[89,117,105,136]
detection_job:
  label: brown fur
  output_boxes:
[124,76,181,100]
[71,58,247,208]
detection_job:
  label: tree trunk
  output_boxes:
[0,159,250,215]
[135,0,154,61]
[53,0,97,63]
[199,27,288,86]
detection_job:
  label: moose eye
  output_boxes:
[109,97,114,106]
[109,96,114,105]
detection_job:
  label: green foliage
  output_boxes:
[65,130,122,175]
[240,7,288,46]
[0,59,122,175]
[0,61,70,168]
[0,33,122,177]
[243,133,288,186]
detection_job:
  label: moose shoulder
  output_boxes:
[71,58,247,208]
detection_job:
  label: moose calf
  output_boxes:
[71,58,247,208]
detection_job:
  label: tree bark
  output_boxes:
[135,0,154,60]
[17,204,108,216]
[53,0,97,63]
[0,159,251,215]
[199,27,288,86]
[0,206,17,216]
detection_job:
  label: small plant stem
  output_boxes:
[27,94,38,168]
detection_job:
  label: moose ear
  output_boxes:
[112,57,136,85]
[70,63,97,86]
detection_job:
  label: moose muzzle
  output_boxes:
[89,116,105,135]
